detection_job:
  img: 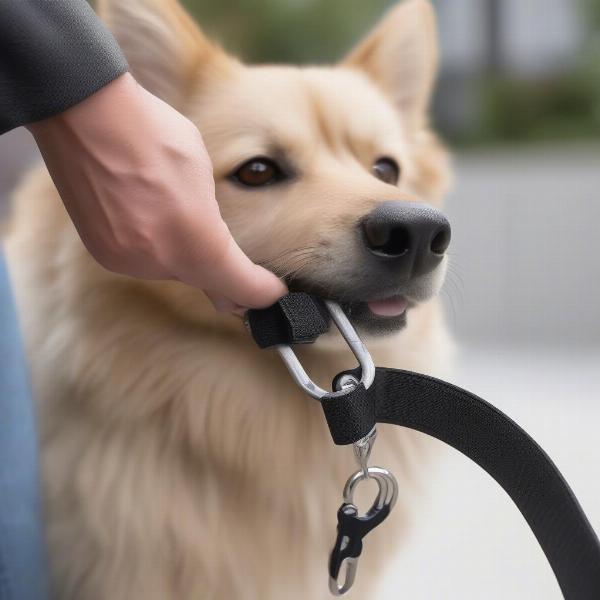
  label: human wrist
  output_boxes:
[26,72,138,139]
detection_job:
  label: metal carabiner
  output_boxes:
[329,467,398,596]
[271,299,397,596]
[276,301,375,400]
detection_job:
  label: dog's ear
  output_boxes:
[97,0,234,108]
[343,0,438,131]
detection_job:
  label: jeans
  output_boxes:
[0,251,48,600]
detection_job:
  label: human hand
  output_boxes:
[27,73,287,313]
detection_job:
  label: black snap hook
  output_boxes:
[328,467,398,595]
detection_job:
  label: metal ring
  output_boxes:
[343,466,398,514]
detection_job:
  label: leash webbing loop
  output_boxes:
[320,383,375,445]
[246,294,600,599]
[246,292,330,348]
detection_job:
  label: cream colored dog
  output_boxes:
[5,0,453,598]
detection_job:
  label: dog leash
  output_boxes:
[246,293,600,599]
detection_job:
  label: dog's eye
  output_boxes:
[372,157,400,185]
[231,157,284,187]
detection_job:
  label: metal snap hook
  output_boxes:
[262,297,398,596]
[328,467,398,596]
[328,503,360,596]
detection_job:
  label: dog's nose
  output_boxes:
[361,201,451,277]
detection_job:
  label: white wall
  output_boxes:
[502,0,584,76]
[435,0,487,72]
[434,0,584,76]
[444,144,600,346]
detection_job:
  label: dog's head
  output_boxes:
[101,0,451,336]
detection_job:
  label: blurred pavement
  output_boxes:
[444,144,600,346]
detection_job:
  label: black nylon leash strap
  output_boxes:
[339,366,600,600]
[246,295,600,599]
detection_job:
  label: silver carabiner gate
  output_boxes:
[276,301,375,400]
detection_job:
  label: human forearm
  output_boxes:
[0,0,128,134]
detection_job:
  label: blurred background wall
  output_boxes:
[1,1,599,598]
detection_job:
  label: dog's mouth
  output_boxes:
[280,243,448,334]
[339,295,414,336]
[287,276,422,335]
[364,296,409,317]
[285,258,446,335]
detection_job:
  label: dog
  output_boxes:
[5,0,453,598]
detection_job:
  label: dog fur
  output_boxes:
[5,1,453,598]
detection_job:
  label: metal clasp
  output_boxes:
[271,299,396,596]
[353,427,377,480]
[276,301,375,400]
[328,467,398,596]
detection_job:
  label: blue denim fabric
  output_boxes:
[0,251,48,600]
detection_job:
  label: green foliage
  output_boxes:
[464,0,600,145]
[180,0,599,146]
[479,74,600,143]
[587,0,600,25]
[181,0,391,63]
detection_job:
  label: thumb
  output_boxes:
[202,235,287,310]
[171,203,288,310]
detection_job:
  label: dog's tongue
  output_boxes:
[367,296,408,317]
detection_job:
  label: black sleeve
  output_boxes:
[0,0,129,135]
